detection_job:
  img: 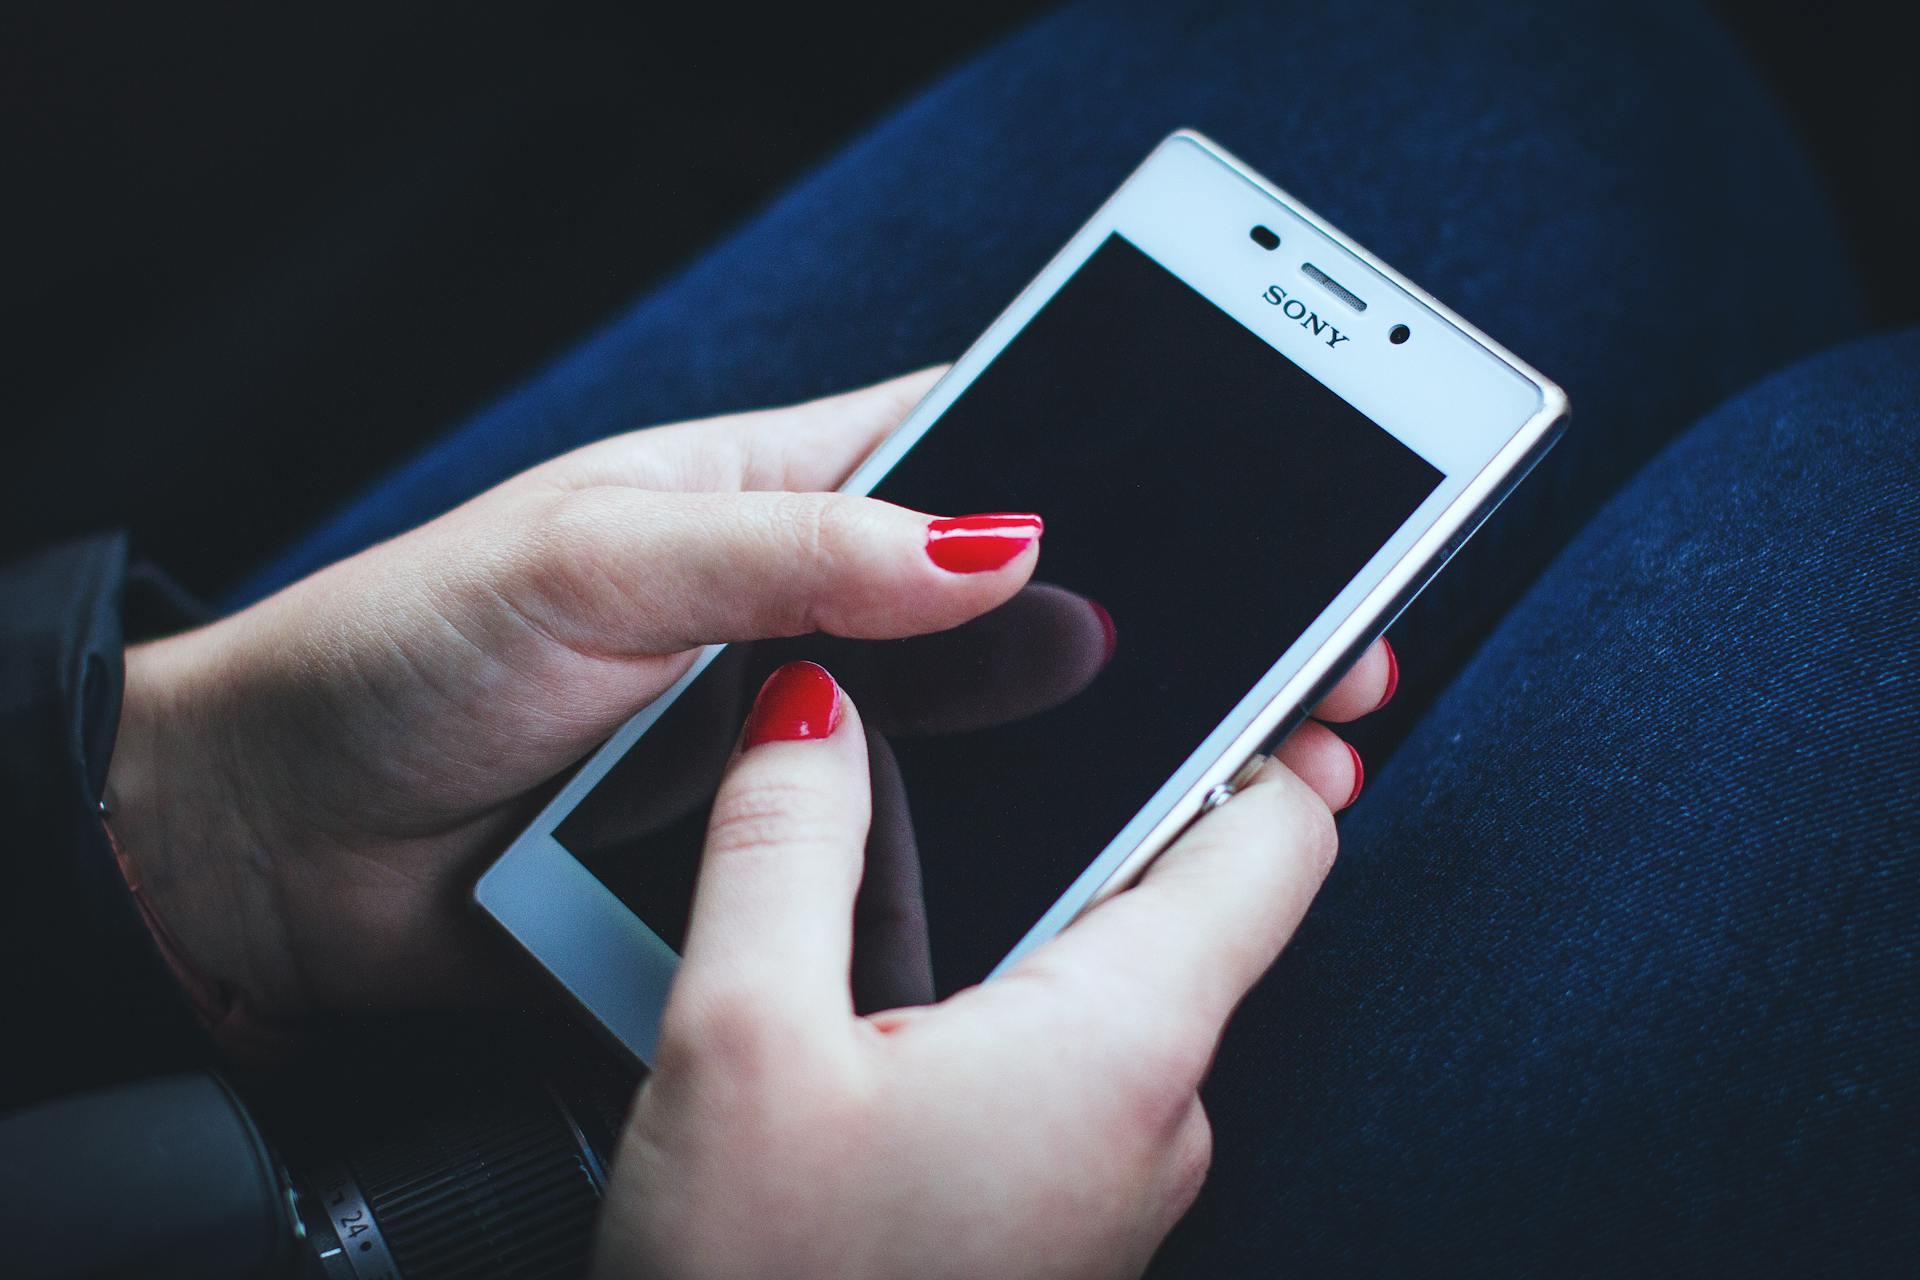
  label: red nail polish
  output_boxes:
[1343,742,1365,808]
[925,513,1044,574]
[1375,638,1400,711]
[744,661,843,747]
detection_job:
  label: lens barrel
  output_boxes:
[259,1014,635,1280]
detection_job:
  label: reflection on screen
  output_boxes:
[556,235,1442,1010]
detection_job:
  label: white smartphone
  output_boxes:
[476,131,1567,1066]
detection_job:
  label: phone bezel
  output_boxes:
[474,130,1569,1066]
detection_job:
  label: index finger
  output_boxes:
[1013,759,1337,1044]
[1311,636,1397,723]
[670,665,873,1043]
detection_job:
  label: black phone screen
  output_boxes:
[554,234,1442,1010]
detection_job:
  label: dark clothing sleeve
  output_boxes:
[0,538,294,1278]
[0,534,210,1109]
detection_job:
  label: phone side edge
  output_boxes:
[1064,390,1568,923]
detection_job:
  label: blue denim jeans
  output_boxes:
[237,1,1916,1271]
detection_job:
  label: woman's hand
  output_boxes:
[107,369,1049,1021]
[594,658,1376,1280]
[106,364,1387,1037]
[108,364,1389,1274]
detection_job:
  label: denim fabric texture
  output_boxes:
[1158,330,1920,1275]
[233,1,1914,1272]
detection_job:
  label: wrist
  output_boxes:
[109,632,311,1030]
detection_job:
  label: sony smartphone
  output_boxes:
[475,131,1567,1065]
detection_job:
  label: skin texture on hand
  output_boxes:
[592,663,1345,1280]
[109,368,1032,1016]
[105,369,1393,1273]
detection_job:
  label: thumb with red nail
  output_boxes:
[106,370,1047,1025]
[595,658,1342,1280]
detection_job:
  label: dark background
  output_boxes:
[3,2,1914,596]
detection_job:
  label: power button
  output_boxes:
[1199,753,1269,813]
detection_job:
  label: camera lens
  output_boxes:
[1249,225,1280,251]
[258,1013,635,1280]
[1389,324,1411,344]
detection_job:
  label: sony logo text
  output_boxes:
[1262,285,1350,349]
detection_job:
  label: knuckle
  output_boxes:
[655,979,772,1078]
[754,490,900,636]
[522,487,625,589]
[1099,1010,1217,1131]
[783,490,875,563]
[806,492,870,566]
[769,490,833,560]
[762,491,844,633]
[1130,1021,1219,1098]
[655,981,860,1129]
[503,487,652,650]
[534,485,623,547]
[706,775,839,858]
[1254,766,1340,878]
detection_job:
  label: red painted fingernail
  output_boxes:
[1344,741,1365,809]
[1375,638,1400,711]
[1088,599,1118,664]
[744,661,843,747]
[925,512,1044,573]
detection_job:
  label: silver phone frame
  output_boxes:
[476,129,1569,1066]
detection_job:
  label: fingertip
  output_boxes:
[1312,636,1397,723]
[1087,598,1118,666]
[891,364,953,395]
[807,366,949,435]
[1376,638,1399,710]
[1270,720,1364,813]
[742,660,845,748]
[1041,749,1338,1037]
